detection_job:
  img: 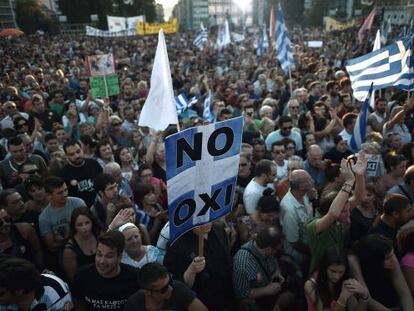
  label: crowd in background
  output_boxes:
[0,24,414,311]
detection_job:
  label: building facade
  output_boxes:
[173,0,209,30]
[0,0,16,28]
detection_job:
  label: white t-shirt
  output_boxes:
[274,160,288,180]
[243,178,274,214]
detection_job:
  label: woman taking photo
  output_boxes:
[63,207,100,283]
[118,222,164,269]
[305,247,369,311]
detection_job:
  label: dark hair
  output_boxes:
[79,135,96,149]
[271,141,285,151]
[133,182,154,206]
[0,188,17,207]
[383,193,410,215]
[219,108,232,116]
[24,175,43,193]
[255,159,274,177]
[257,190,279,214]
[318,191,339,216]
[0,258,40,294]
[281,137,296,148]
[139,263,169,289]
[383,152,406,172]
[278,115,292,127]
[97,230,124,255]
[43,176,65,193]
[255,226,283,249]
[70,207,101,237]
[325,161,341,182]
[356,234,393,299]
[96,139,113,159]
[114,146,130,165]
[342,113,357,127]
[94,173,116,193]
[63,139,81,153]
[333,135,344,146]
[44,133,57,143]
[276,291,300,311]
[7,136,23,149]
[315,248,348,308]
[252,138,265,147]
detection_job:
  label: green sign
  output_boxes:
[90,75,120,98]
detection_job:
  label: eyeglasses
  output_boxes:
[0,216,11,227]
[282,126,292,130]
[148,274,173,294]
[272,150,285,154]
[239,163,248,167]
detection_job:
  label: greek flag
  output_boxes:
[345,38,414,101]
[256,25,269,57]
[193,23,208,50]
[275,4,295,75]
[165,117,243,242]
[175,93,198,114]
[350,83,373,152]
[203,90,212,121]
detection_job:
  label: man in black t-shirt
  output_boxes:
[72,231,140,311]
[60,140,102,207]
[124,263,207,311]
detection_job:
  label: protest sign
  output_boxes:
[89,75,120,98]
[137,18,178,35]
[86,54,116,77]
[325,17,361,32]
[165,117,243,243]
[307,41,323,48]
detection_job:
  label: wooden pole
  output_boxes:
[288,67,293,95]
[198,232,204,257]
[103,74,109,98]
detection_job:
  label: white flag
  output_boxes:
[138,29,178,131]
[370,30,381,109]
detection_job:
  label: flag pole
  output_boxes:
[288,67,293,94]
[198,233,204,257]
[103,74,109,98]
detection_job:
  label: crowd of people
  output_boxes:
[0,22,414,311]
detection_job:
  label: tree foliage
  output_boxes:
[15,0,57,34]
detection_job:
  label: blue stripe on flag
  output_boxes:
[350,83,373,152]
[209,176,237,221]
[346,38,414,101]
[274,4,295,75]
[165,126,198,180]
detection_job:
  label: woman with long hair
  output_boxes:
[349,234,414,310]
[305,247,369,311]
[118,222,164,269]
[63,207,100,282]
[114,146,138,182]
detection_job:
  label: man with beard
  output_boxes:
[73,230,140,311]
[29,94,61,132]
[367,98,388,133]
[60,140,102,207]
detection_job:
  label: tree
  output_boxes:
[308,0,329,27]
[15,0,57,34]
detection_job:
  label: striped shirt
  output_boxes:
[0,274,72,311]
[233,241,279,299]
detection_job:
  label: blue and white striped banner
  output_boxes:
[350,83,373,152]
[257,24,269,57]
[175,93,198,114]
[275,4,295,75]
[346,38,414,101]
[165,117,243,242]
